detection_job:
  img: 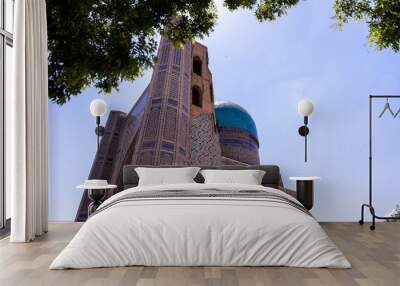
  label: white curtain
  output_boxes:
[10,0,48,242]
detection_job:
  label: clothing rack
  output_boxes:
[360,95,400,230]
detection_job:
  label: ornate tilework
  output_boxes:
[162,141,175,151]
[190,114,222,166]
[218,128,260,165]
[184,40,191,77]
[178,114,188,147]
[163,108,177,141]
[153,71,166,99]
[144,108,160,139]
[142,141,156,149]
[160,151,174,165]
[173,48,181,66]
[160,42,170,65]
[169,71,179,99]
[139,151,154,165]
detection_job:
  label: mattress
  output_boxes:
[50,183,351,269]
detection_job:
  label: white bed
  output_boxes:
[50,183,350,269]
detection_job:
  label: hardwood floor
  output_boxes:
[0,222,399,286]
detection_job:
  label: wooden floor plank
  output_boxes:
[0,222,399,286]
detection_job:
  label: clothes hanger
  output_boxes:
[394,106,400,118]
[378,98,395,118]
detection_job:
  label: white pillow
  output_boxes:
[200,169,266,185]
[135,167,200,186]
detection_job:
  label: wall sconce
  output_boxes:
[90,99,107,150]
[297,99,314,162]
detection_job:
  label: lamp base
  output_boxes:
[298,126,309,136]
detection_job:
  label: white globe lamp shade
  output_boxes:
[298,100,314,117]
[90,99,107,117]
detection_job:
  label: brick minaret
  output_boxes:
[75,37,257,221]
[189,42,221,165]
[133,37,192,165]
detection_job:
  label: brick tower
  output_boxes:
[133,37,192,165]
[189,42,221,165]
[75,37,258,221]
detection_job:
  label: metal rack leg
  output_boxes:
[370,207,376,231]
[359,204,365,225]
[359,203,376,230]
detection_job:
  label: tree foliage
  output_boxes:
[47,0,218,104]
[47,0,399,104]
[334,0,400,52]
[224,0,301,21]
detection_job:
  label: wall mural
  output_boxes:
[75,37,261,221]
[48,1,400,222]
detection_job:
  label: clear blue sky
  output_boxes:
[49,0,400,221]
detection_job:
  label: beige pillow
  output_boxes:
[135,167,200,186]
[200,169,265,185]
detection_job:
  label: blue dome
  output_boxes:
[214,101,258,140]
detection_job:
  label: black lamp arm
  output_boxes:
[298,116,310,162]
[95,116,105,151]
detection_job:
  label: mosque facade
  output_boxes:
[75,37,260,221]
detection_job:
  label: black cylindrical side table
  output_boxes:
[77,184,117,216]
[289,177,320,210]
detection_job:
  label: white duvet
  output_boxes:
[50,183,350,269]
